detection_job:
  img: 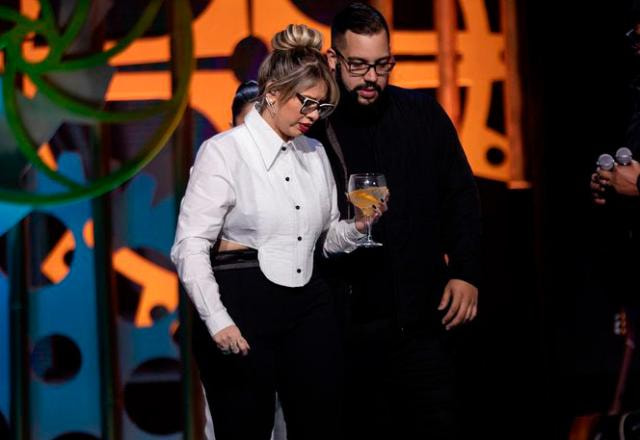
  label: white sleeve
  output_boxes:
[319,147,365,256]
[170,139,237,337]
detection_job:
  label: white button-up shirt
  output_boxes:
[171,107,363,337]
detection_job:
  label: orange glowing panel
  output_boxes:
[105,72,171,102]
[22,38,49,64]
[250,0,511,181]
[106,36,170,67]
[107,0,249,65]
[37,143,57,171]
[18,0,515,181]
[190,71,240,133]
[456,0,509,180]
[113,247,179,327]
[253,0,330,49]
[20,39,49,68]
[41,220,90,283]
[20,0,39,20]
[40,229,74,283]
[83,219,94,248]
[21,0,48,64]
[22,75,37,99]
[391,63,439,89]
[391,31,439,55]
[192,0,249,56]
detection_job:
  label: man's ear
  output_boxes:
[326,48,338,72]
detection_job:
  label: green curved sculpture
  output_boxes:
[0,0,194,205]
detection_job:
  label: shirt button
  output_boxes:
[297,236,302,241]
[295,205,300,210]
[281,146,286,151]
[296,269,301,273]
[285,177,290,182]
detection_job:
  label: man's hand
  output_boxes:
[598,160,640,197]
[438,279,478,330]
[213,325,250,355]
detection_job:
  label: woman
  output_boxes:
[171,24,381,440]
[230,79,259,127]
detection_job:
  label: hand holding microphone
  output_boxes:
[591,154,613,205]
[595,147,640,200]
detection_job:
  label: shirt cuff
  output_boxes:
[323,219,366,256]
[203,310,236,338]
[345,220,367,243]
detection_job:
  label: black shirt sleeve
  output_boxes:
[428,97,482,287]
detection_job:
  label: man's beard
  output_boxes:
[336,67,384,110]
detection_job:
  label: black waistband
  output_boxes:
[211,249,259,271]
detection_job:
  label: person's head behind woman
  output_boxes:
[232,80,259,126]
[257,24,339,140]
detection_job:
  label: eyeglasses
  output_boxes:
[333,48,396,76]
[295,93,336,119]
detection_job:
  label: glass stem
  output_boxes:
[366,216,373,242]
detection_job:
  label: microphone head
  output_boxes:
[615,147,633,165]
[597,153,615,170]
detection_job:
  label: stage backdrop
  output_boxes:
[0,1,522,439]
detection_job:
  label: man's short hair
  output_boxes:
[331,2,390,50]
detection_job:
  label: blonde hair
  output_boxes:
[257,24,339,112]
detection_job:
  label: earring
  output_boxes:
[265,97,276,116]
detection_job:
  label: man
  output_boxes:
[592,8,640,201]
[311,3,481,439]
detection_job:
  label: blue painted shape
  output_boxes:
[113,170,179,349]
[0,74,183,438]
[0,271,9,422]
[113,173,175,256]
[23,152,182,438]
[36,151,87,191]
[112,169,182,439]
[0,202,31,236]
[0,155,182,438]
[29,152,101,439]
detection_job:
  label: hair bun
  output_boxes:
[271,24,323,52]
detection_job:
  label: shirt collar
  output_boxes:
[245,106,298,170]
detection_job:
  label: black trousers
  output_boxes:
[192,264,344,440]
[345,320,458,440]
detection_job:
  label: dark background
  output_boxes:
[454,1,640,438]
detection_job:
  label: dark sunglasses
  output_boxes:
[295,93,335,119]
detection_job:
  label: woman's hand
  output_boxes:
[213,325,251,356]
[353,193,389,233]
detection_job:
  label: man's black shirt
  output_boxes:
[312,85,482,333]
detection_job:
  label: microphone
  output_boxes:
[597,153,615,171]
[615,147,633,165]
